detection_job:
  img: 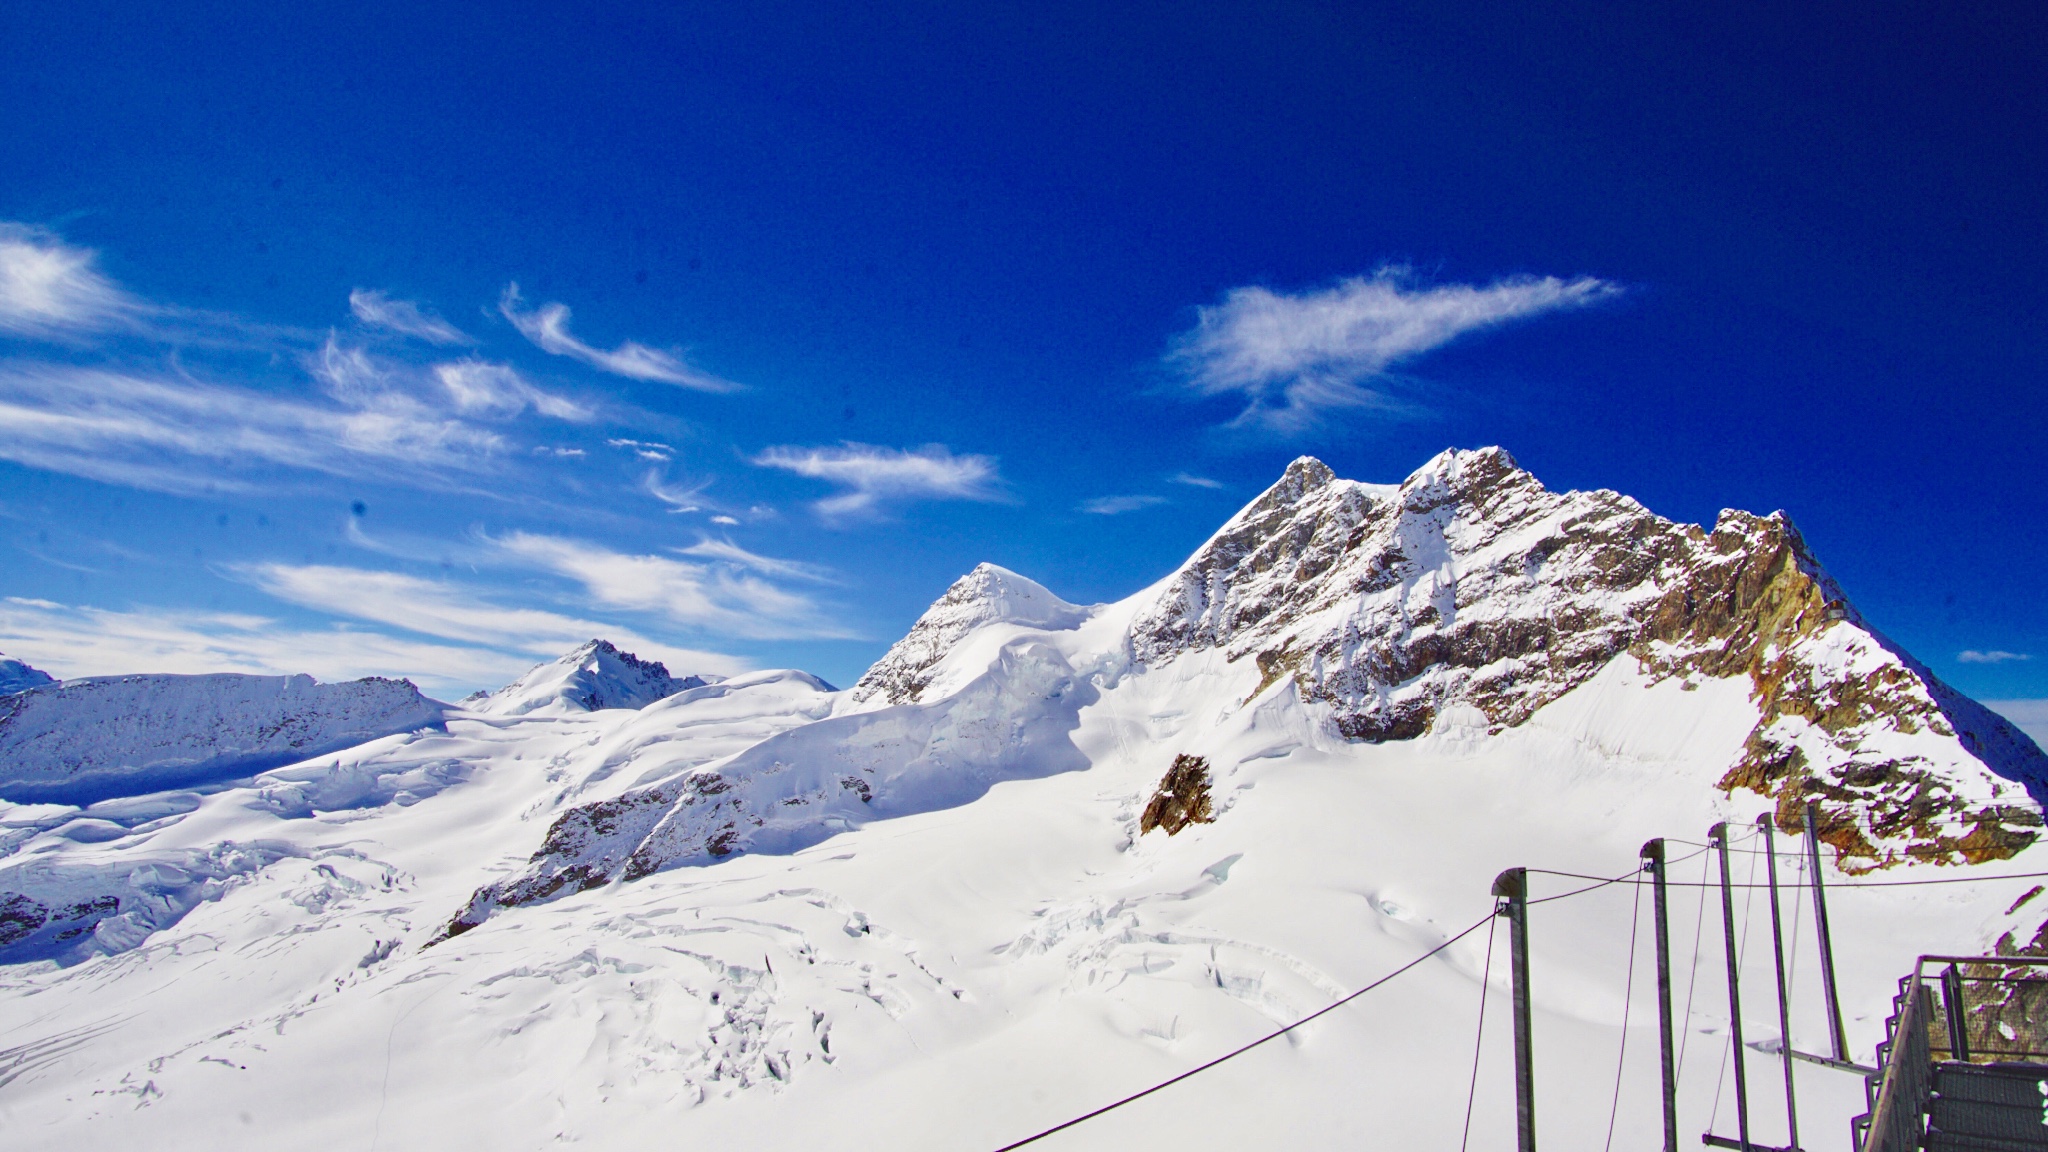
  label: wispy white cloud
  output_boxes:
[1960,650,2032,665]
[349,288,471,345]
[490,531,854,640]
[710,514,739,526]
[643,470,711,512]
[752,442,1005,518]
[434,359,588,420]
[0,594,529,700]
[0,221,311,349]
[239,563,747,676]
[1168,268,1619,432]
[0,361,507,495]
[676,537,836,583]
[315,339,584,423]
[1080,494,1167,515]
[1168,472,1225,490]
[0,223,141,338]
[499,283,737,391]
[610,437,674,462]
[0,330,611,495]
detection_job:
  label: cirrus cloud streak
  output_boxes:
[753,442,1005,519]
[499,283,737,391]
[1169,268,1619,433]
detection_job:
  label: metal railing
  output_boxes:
[1926,954,2048,1064]
[1860,974,1934,1152]
[1857,954,2048,1152]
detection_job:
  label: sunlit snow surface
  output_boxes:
[1,635,2041,1150]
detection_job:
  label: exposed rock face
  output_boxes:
[1140,754,1215,836]
[850,563,1089,707]
[468,639,711,716]
[0,673,445,803]
[1125,447,2047,866]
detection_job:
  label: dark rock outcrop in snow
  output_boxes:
[1140,755,1216,836]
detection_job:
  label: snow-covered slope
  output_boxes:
[0,653,53,696]
[2,447,2044,1152]
[465,638,715,716]
[0,673,444,803]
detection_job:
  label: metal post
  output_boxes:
[1713,822,1754,1151]
[1757,815,1799,1152]
[1943,963,1970,1062]
[1803,800,1848,1062]
[1642,840,1679,1152]
[1494,867,1536,1152]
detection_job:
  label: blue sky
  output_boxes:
[0,2,2043,725]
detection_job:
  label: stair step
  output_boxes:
[1937,1064,2048,1108]
[1928,1131,2048,1152]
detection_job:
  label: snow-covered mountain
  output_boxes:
[0,653,53,696]
[464,638,717,716]
[2,447,2043,1152]
[0,672,444,803]
[1116,449,2042,865]
[848,561,1092,705]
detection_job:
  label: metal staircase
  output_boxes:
[1858,956,2048,1152]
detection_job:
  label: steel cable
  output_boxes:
[1603,872,1645,1152]
[1459,915,1499,1152]
[986,911,1497,1152]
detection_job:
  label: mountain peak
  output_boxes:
[849,563,1089,706]
[469,639,713,716]
[1400,445,1536,502]
[1278,454,1336,490]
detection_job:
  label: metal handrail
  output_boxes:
[1860,978,1933,1152]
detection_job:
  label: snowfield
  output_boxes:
[3,449,2045,1151]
